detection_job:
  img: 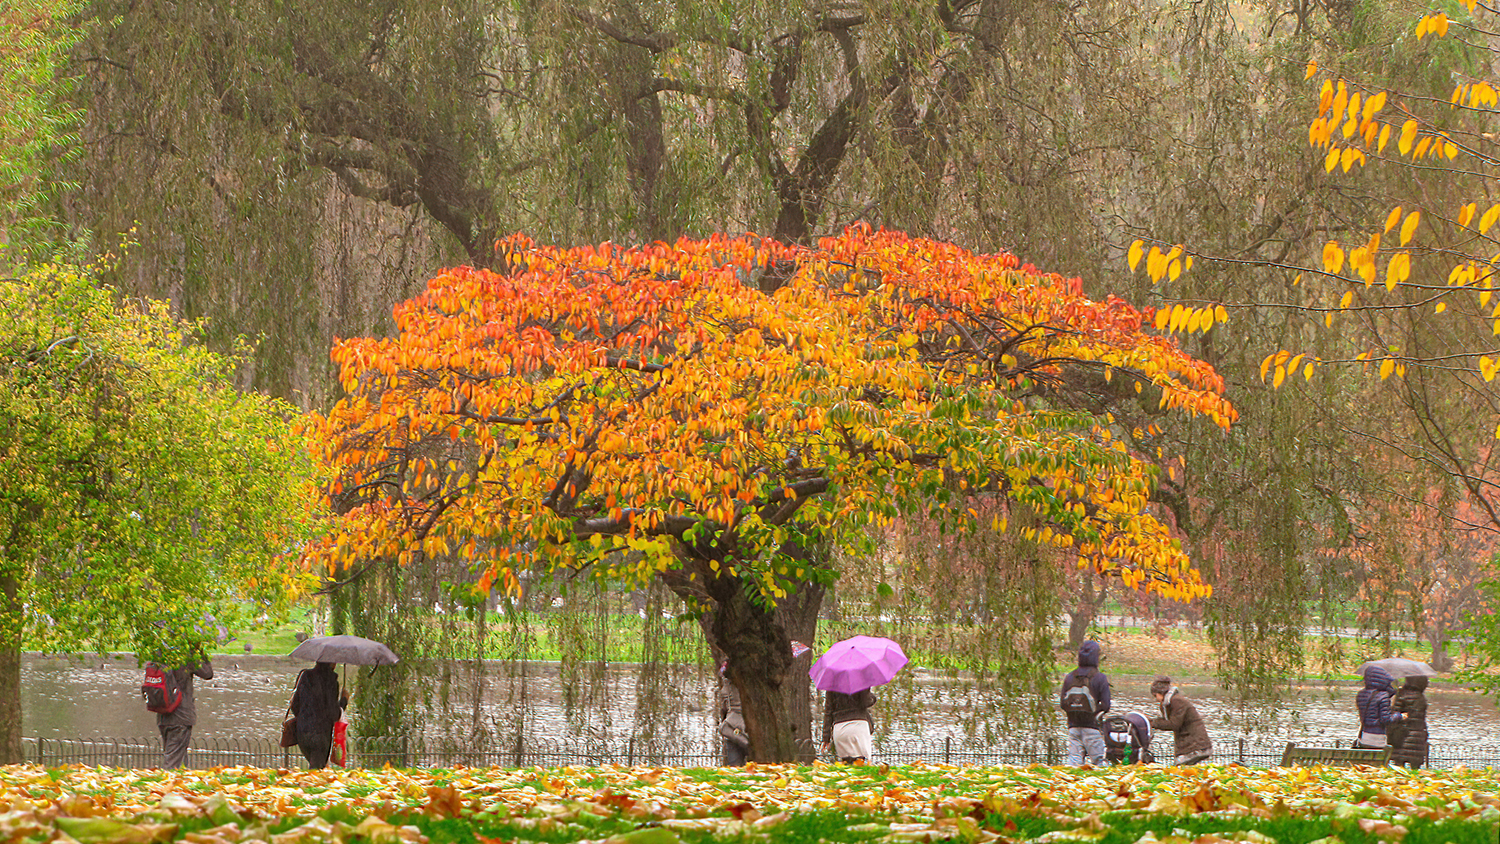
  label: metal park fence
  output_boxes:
[23,734,1500,771]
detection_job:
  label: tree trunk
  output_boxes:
[1067,576,1105,651]
[659,542,826,763]
[774,581,824,761]
[0,563,24,764]
[1427,630,1455,673]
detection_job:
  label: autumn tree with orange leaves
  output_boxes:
[302,226,1235,762]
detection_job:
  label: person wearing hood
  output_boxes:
[1388,675,1429,768]
[1355,665,1407,749]
[1149,676,1212,765]
[1058,640,1111,765]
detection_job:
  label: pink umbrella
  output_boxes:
[810,635,908,694]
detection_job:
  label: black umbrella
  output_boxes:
[289,635,399,666]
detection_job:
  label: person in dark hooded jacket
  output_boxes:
[290,662,349,769]
[1355,665,1407,749]
[1058,640,1110,765]
[1388,675,1429,768]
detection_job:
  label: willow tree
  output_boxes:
[302,227,1233,761]
[65,0,1271,406]
[1125,0,1500,691]
[0,261,320,763]
[1,0,81,259]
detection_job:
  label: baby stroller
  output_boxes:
[1103,712,1154,764]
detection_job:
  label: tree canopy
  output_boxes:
[303,226,1235,760]
[0,260,321,762]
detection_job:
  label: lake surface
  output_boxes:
[22,653,1500,761]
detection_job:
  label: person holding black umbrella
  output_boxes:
[289,661,349,769]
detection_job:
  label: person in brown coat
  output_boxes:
[1388,675,1429,768]
[1149,676,1212,765]
[821,688,876,763]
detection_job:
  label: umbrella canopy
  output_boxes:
[1358,657,1438,679]
[809,635,908,694]
[289,635,399,666]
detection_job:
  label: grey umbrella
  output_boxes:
[289,635,399,666]
[1358,657,1438,679]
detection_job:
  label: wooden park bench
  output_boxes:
[1280,742,1390,767]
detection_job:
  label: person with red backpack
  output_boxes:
[1058,640,1111,765]
[145,654,214,768]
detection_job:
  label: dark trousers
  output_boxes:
[159,724,192,768]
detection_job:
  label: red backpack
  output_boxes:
[141,664,182,713]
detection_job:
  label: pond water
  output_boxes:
[22,654,1500,758]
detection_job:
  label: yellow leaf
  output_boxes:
[1128,239,1145,271]
[1342,115,1358,139]
[1260,353,1276,382]
[1340,290,1354,309]
[1435,12,1449,36]
[1416,15,1430,39]
[1415,136,1432,158]
[1481,204,1500,234]
[1304,59,1318,80]
[1436,302,1447,313]
[1459,203,1477,229]
[1385,205,1403,233]
[1346,92,1362,121]
[1168,258,1182,281]
[1341,146,1360,171]
[1304,361,1316,380]
[1287,353,1305,373]
[1401,210,1421,245]
[1325,145,1341,172]
[1377,123,1392,152]
[1363,91,1387,120]
[1379,357,1395,380]
[1399,121,1419,156]
[1445,141,1458,160]
[1154,308,1170,330]
[1273,365,1287,388]
[1215,304,1229,324]
[1319,79,1334,115]
[1323,242,1346,274]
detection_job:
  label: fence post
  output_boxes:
[628,736,635,767]
[945,736,951,766]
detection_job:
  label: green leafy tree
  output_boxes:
[0,259,321,762]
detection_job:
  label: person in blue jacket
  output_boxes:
[1058,640,1111,765]
[1355,665,1407,749]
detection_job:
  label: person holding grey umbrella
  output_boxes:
[286,635,396,768]
[289,662,349,769]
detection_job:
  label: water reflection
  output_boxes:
[22,655,1500,755]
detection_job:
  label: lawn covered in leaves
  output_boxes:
[0,762,1495,844]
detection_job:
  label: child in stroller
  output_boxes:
[1103,712,1154,764]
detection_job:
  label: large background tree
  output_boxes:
[0,261,321,763]
[302,227,1234,761]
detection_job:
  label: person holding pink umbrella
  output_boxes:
[811,635,908,764]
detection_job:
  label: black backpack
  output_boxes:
[1060,669,1100,715]
[142,664,182,714]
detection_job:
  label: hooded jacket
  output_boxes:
[1059,641,1111,729]
[1355,666,1402,741]
[1149,685,1212,759]
[1389,676,1429,767]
